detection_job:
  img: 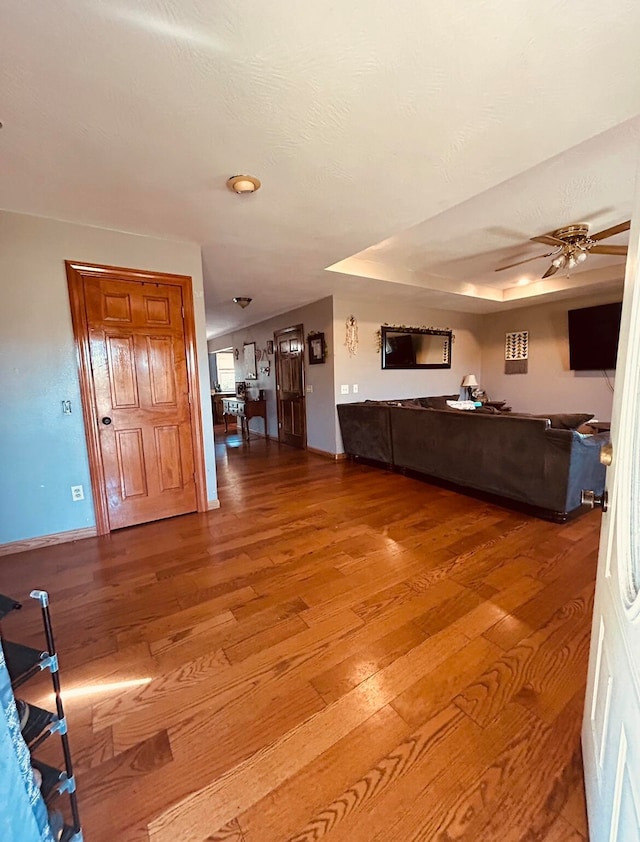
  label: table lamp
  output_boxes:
[461,373,479,401]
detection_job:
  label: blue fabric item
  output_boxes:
[0,639,55,842]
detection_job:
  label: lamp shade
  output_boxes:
[461,374,478,388]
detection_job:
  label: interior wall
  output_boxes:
[333,294,484,450]
[208,352,218,389]
[480,288,623,419]
[0,210,217,546]
[208,297,336,454]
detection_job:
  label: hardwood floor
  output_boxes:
[0,428,600,841]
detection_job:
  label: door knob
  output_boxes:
[600,442,613,466]
[581,489,608,512]
[101,417,112,425]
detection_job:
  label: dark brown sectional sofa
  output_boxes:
[337,398,608,522]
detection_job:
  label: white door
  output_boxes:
[582,194,640,839]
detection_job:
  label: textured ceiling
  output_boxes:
[328,119,640,302]
[2,1,640,336]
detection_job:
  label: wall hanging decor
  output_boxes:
[244,341,257,379]
[307,332,326,365]
[505,330,529,374]
[380,326,452,370]
[375,323,454,353]
[345,316,358,357]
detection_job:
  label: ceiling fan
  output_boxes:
[495,220,631,279]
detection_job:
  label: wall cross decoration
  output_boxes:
[345,315,358,357]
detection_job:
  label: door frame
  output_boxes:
[66,260,208,535]
[274,324,307,449]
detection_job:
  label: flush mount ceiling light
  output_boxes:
[233,297,252,309]
[227,175,261,194]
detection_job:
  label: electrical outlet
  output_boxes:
[61,400,72,415]
[340,384,349,395]
[71,485,84,502]
[353,384,358,393]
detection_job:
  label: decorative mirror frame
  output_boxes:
[381,325,452,370]
[244,341,257,379]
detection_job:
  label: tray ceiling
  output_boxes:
[2,1,640,335]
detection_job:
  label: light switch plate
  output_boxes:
[306,385,313,393]
[340,385,349,395]
[353,385,358,393]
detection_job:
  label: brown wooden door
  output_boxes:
[274,325,306,449]
[84,275,197,529]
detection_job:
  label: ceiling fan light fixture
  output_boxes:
[496,220,629,280]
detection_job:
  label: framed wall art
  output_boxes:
[307,332,326,365]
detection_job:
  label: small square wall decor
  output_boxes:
[308,332,326,364]
[505,330,528,374]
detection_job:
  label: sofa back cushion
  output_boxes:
[542,412,594,430]
[422,394,460,409]
[389,406,572,510]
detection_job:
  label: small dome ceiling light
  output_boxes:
[227,175,261,194]
[233,297,252,309]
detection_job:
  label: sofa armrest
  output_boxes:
[337,403,393,463]
[561,430,609,512]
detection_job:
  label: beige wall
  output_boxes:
[0,210,216,544]
[208,288,624,460]
[333,294,485,450]
[209,297,336,454]
[481,289,623,419]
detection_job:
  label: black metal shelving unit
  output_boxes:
[1,590,83,842]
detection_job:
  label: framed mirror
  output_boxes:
[244,342,257,379]
[381,326,452,370]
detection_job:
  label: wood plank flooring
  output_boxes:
[0,428,600,841]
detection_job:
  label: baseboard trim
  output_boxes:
[307,446,347,461]
[0,526,98,557]
[207,499,221,511]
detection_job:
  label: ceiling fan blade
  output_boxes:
[531,235,566,247]
[590,220,631,241]
[542,263,560,279]
[494,251,555,272]
[589,245,628,255]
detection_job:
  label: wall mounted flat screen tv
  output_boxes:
[567,302,622,371]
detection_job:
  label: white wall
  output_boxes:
[209,297,336,454]
[481,290,622,419]
[0,211,217,545]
